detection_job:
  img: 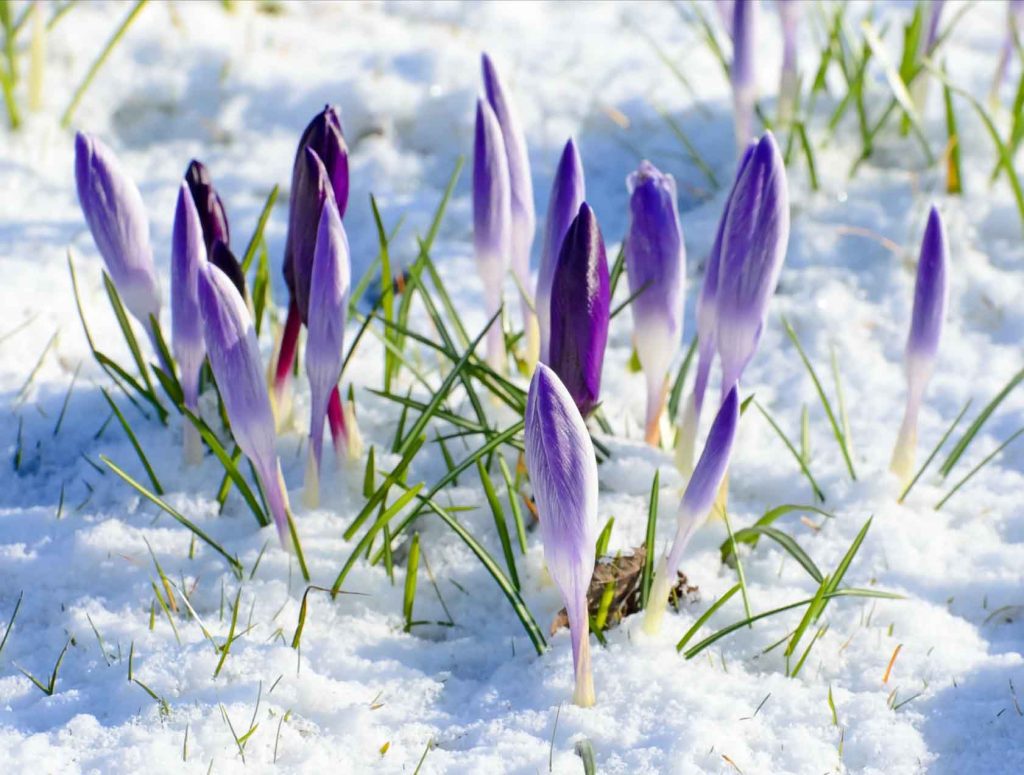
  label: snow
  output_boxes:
[1,0,1024,772]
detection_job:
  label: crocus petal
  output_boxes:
[210,240,246,298]
[731,0,758,152]
[525,363,598,707]
[537,138,586,364]
[548,203,610,418]
[715,131,789,393]
[286,147,336,323]
[74,132,161,329]
[473,97,512,371]
[184,159,230,254]
[295,104,350,217]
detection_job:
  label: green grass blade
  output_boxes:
[100,388,163,494]
[403,533,420,632]
[498,455,528,554]
[639,470,659,608]
[239,185,279,273]
[667,336,698,423]
[935,426,1024,511]
[940,366,1024,476]
[754,400,827,501]
[478,460,519,590]
[676,583,741,653]
[898,398,971,502]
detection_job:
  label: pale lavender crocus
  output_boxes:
[675,142,755,476]
[891,207,949,486]
[715,131,789,395]
[197,263,292,547]
[473,97,512,372]
[625,161,686,446]
[645,385,739,634]
[537,138,586,364]
[777,0,800,125]
[731,0,758,153]
[170,182,208,466]
[74,132,161,341]
[303,198,351,508]
[482,53,537,362]
[525,363,598,707]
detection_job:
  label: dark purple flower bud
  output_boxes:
[74,132,161,331]
[537,138,585,364]
[210,240,246,298]
[731,0,758,152]
[525,363,598,706]
[473,97,512,371]
[625,161,686,445]
[184,159,230,254]
[548,203,610,419]
[197,263,291,547]
[715,132,789,393]
[646,385,739,633]
[295,104,349,217]
[285,147,336,323]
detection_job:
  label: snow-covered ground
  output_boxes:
[2,1,1024,772]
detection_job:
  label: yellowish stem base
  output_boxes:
[572,635,596,708]
[303,447,320,510]
[642,558,672,635]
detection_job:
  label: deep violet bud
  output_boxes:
[525,363,598,707]
[74,132,161,331]
[625,161,686,445]
[184,160,230,254]
[537,138,586,364]
[285,148,336,323]
[891,207,949,486]
[482,53,537,348]
[197,263,292,547]
[210,240,247,298]
[303,198,351,508]
[296,105,349,217]
[548,203,610,419]
[715,132,789,394]
[473,97,512,371]
[170,183,208,465]
[731,0,758,153]
[645,385,739,634]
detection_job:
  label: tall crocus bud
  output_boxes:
[184,160,229,255]
[548,203,610,419]
[525,363,598,707]
[482,53,537,362]
[171,183,208,466]
[715,132,789,394]
[731,0,758,153]
[473,97,512,372]
[210,240,246,299]
[777,0,800,125]
[891,207,949,486]
[676,142,756,476]
[645,385,739,634]
[74,132,161,338]
[625,161,686,446]
[197,263,292,547]
[537,139,586,365]
[303,199,351,509]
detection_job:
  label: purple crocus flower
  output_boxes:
[525,363,598,707]
[473,97,512,372]
[676,142,755,475]
[625,161,686,445]
[170,182,208,465]
[548,203,610,419]
[482,53,537,359]
[537,138,586,365]
[714,131,789,395]
[891,206,949,485]
[74,132,161,336]
[645,385,739,633]
[286,148,336,324]
[303,198,351,508]
[197,262,292,547]
[777,0,800,124]
[184,160,230,255]
[731,0,758,153]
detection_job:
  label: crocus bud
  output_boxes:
[676,142,755,475]
[525,363,598,707]
[170,182,208,466]
[715,131,789,395]
[303,199,350,508]
[891,207,949,486]
[645,385,739,634]
[74,132,161,334]
[473,97,512,372]
[482,53,537,361]
[537,138,586,365]
[210,240,246,299]
[548,203,610,419]
[777,0,799,125]
[285,148,336,323]
[731,0,758,153]
[625,161,686,446]
[184,160,230,255]
[294,104,349,218]
[197,263,291,547]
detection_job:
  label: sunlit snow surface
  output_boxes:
[1,1,1024,772]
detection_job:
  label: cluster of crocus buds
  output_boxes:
[730,0,758,153]
[625,161,686,446]
[645,385,739,634]
[891,207,949,487]
[525,363,598,707]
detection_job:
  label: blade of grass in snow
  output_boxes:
[940,366,1024,476]
[595,516,614,557]
[14,328,58,407]
[239,185,279,273]
[721,509,753,624]
[942,67,963,195]
[102,271,166,421]
[754,400,827,501]
[253,238,271,335]
[213,587,242,678]
[498,454,528,553]
[0,590,22,658]
[830,345,853,454]
[640,471,660,609]
[898,399,972,502]
[609,280,651,321]
[478,460,520,589]
[728,524,824,583]
[402,533,421,632]
[100,388,163,494]
[667,335,698,423]
[676,583,742,653]
[935,426,1024,511]
[720,503,832,562]
[608,243,626,301]
[369,194,397,391]
[15,638,70,696]
[344,435,426,540]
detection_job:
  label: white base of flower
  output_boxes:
[523,314,540,373]
[642,557,672,635]
[183,421,204,466]
[674,399,699,478]
[303,446,320,510]
[890,416,918,489]
[573,634,595,707]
